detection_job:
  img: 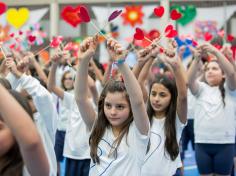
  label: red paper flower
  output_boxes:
[50,36,63,48]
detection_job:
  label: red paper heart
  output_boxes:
[19,31,23,35]
[148,29,160,40]
[192,40,198,47]
[9,43,15,49]
[108,10,122,22]
[10,33,14,38]
[166,29,178,38]
[61,6,82,27]
[154,6,164,18]
[0,2,7,16]
[204,32,213,41]
[170,9,182,20]
[50,36,63,48]
[134,27,144,40]
[64,42,73,50]
[227,34,234,42]
[28,35,36,43]
[79,6,90,23]
[165,24,173,33]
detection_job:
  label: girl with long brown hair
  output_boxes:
[75,36,150,176]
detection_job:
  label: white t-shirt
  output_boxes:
[193,81,236,144]
[89,122,150,176]
[141,116,186,176]
[63,92,91,160]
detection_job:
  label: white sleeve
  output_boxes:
[18,74,57,143]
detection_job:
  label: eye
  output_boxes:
[151,91,156,96]
[159,92,166,97]
[116,105,125,110]
[105,103,112,109]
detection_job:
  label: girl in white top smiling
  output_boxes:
[142,39,187,176]
[188,43,236,176]
[75,36,150,176]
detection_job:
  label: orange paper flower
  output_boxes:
[121,5,144,27]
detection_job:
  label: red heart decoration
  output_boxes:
[64,42,73,50]
[134,27,144,40]
[0,2,7,16]
[148,29,160,40]
[61,6,82,27]
[28,35,36,43]
[227,34,234,42]
[204,32,213,41]
[10,33,14,38]
[170,9,182,20]
[154,6,164,18]
[19,31,23,35]
[50,36,63,48]
[166,29,178,38]
[164,24,177,38]
[165,24,173,33]
[9,43,15,49]
[213,44,222,50]
[192,40,198,47]
[79,6,90,23]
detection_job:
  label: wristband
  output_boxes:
[114,58,126,65]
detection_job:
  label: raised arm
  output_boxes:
[0,85,49,176]
[138,45,160,102]
[107,38,149,135]
[163,40,188,124]
[201,43,236,90]
[75,36,98,130]
[187,46,202,95]
[47,51,65,99]
[27,52,48,85]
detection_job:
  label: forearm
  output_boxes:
[75,59,90,101]
[118,63,143,105]
[33,61,48,84]
[138,58,154,83]
[215,52,235,77]
[47,63,58,91]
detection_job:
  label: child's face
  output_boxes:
[0,118,15,157]
[63,73,74,90]
[205,62,223,86]
[104,92,130,129]
[150,83,171,117]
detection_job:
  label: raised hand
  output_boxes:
[79,35,98,61]
[107,38,127,62]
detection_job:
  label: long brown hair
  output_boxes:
[89,79,133,164]
[147,74,179,161]
[0,90,33,176]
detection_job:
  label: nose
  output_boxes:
[110,107,117,116]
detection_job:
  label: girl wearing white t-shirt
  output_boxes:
[48,51,98,176]
[0,85,49,176]
[75,37,150,176]
[141,40,187,176]
[188,43,236,175]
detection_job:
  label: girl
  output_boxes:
[47,50,98,176]
[188,43,236,176]
[0,84,49,176]
[5,55,58,176]
[141,40,187,176]
[75,37,150,176]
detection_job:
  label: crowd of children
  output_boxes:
[0,30,235,176]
